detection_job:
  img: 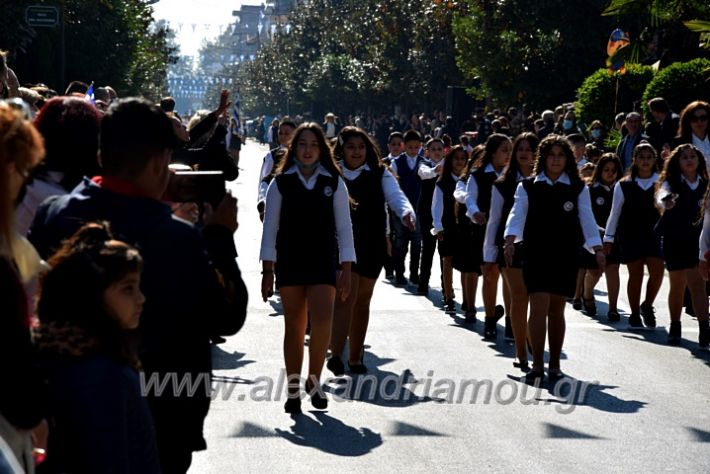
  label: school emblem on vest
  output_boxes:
[563,201,574,211]
[324,186,333,197]
[596,197,605,206]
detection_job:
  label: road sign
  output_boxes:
[26,5,59,28]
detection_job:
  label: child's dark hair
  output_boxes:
[279,119,297,130]
[658,143,708,195]
[388,131,403,143]
[333,126,383,171]
[425,137,444,149]
[37,222,143,367]
[533,134,583,185]
[276,122,343,178]
[439,145,467,181]
[473,133,511,169]
[626,142,658,180]
[403,129,422,143]
[498,132,538,186]
[566,133,585,146]
[590,153,623,185]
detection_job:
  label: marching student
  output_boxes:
[461,134,511,338]
[328,127,415,375]
[417,138,446,295]
[484,132,538,367]
[382,131,405,280]
[604,143,664,329]
[260,123,355,413]
[505,135,605,383]
[580,153,624,321]
[256,119,296,221]
[655,144,709,346]
[432,146,468,314]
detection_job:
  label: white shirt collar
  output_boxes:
[284,163,332,180]
[634,172,659,183]
[681,173,701,185]
[593,181,612,191]
[534,172,570,185]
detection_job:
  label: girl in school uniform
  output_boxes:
[580,153,624,321]
[459,134,512,338]
[505,135,605,383]
[329,127,415,376]
[604,143,664,329]
[655,144,709,346]
[484,132,538,369]
[260,123,356,413]
[432,146,469,315]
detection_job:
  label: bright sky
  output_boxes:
[151,0,262,57]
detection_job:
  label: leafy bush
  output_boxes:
[642,58,710,117]
[575,64,655,128]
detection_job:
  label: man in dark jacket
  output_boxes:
[28,98,248,474]
[645,97,680,155]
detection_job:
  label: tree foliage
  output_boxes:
[641,58,710,116]
[1,0,176,100]
[452,0,615,110]
[575,65,655,126]
[241,0,464,116]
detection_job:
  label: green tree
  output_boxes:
[452,0,615,110]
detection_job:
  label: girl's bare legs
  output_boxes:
[644,257,665,307]
[347,276,377,366]
[667,270,686,323]
[462,272,478,312]
[442,256,454,301]
[547,295,567,373]
[482,264,501,318]
[687,267,710,322]
[330,273,359,359]
[626,260,644,313]
[527,292,550,373]
[280,286,308,396]
[305,284,336,389]
[582,269,602,301]
[502,267,528,362]
[605,264,620,312]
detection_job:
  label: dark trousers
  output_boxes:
[392,217,422,278]
[419,219,437,287]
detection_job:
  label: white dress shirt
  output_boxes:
[504,172,602,250]
[464,163,504,220]
[259,165,356,263]
[418,160,442,180]
[339,162,416,224]
[390,153,419,177]
[257,147,287,204]
[483,173,524,263]
[604,173,659,242]
[431,173,460,235]
[655,174,701,208]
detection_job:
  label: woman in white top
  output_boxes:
[260,123,355,413]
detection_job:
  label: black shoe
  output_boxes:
[409,274,420,285]
[348,360,368,374]
[484,317,498,340]
[698,320,710,350]
[284,397,302,414]
[444,299,456,314]
[305,384,328,410]
[385,272,395,281]
[211,335,227,344]
[464,310,477,324]
[326,355,345,376]
[416,285,429,296]
[494,304,505,322]
[572,298,582,310]
[607,310,621,322]
[522,370,544,385]
[504,316,514,341]
[583,298,597,316]
[628,312,643,329]
[461,301,469,312]
[395,274,408,286]
[513,359,529,371]
[668,321,682,345]
[547,369,566,385]
[640,302,656,328]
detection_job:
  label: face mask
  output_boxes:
[591,129,602,139]
[563,119,574,130]
[296,159,320,171]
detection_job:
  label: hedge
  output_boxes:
[575,64,655,129]
[641,58,710,117]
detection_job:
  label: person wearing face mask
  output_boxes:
[555,110,583,136]
[588,120,607,151]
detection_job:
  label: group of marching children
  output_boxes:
[259,119,710,408]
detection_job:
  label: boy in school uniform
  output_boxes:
[257,120,296,221]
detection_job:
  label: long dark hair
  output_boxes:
[677,100,710,142]
[472,133,510,169]
[625,142,658,180]
[37,222,143,368]
[275,122,342,178]
[462,144,485,177]
[333,126,383,171]
[439,145,467,182]
[590,153,623,186]
[657,143,708,195]
[533,134,583,185]
[498,132,538,186]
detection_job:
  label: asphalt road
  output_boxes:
[189,139,710,473]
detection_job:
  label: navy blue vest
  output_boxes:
[436,174,458,231]
[394,153,424,208]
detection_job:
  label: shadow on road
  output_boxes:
[211,346,256,371]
